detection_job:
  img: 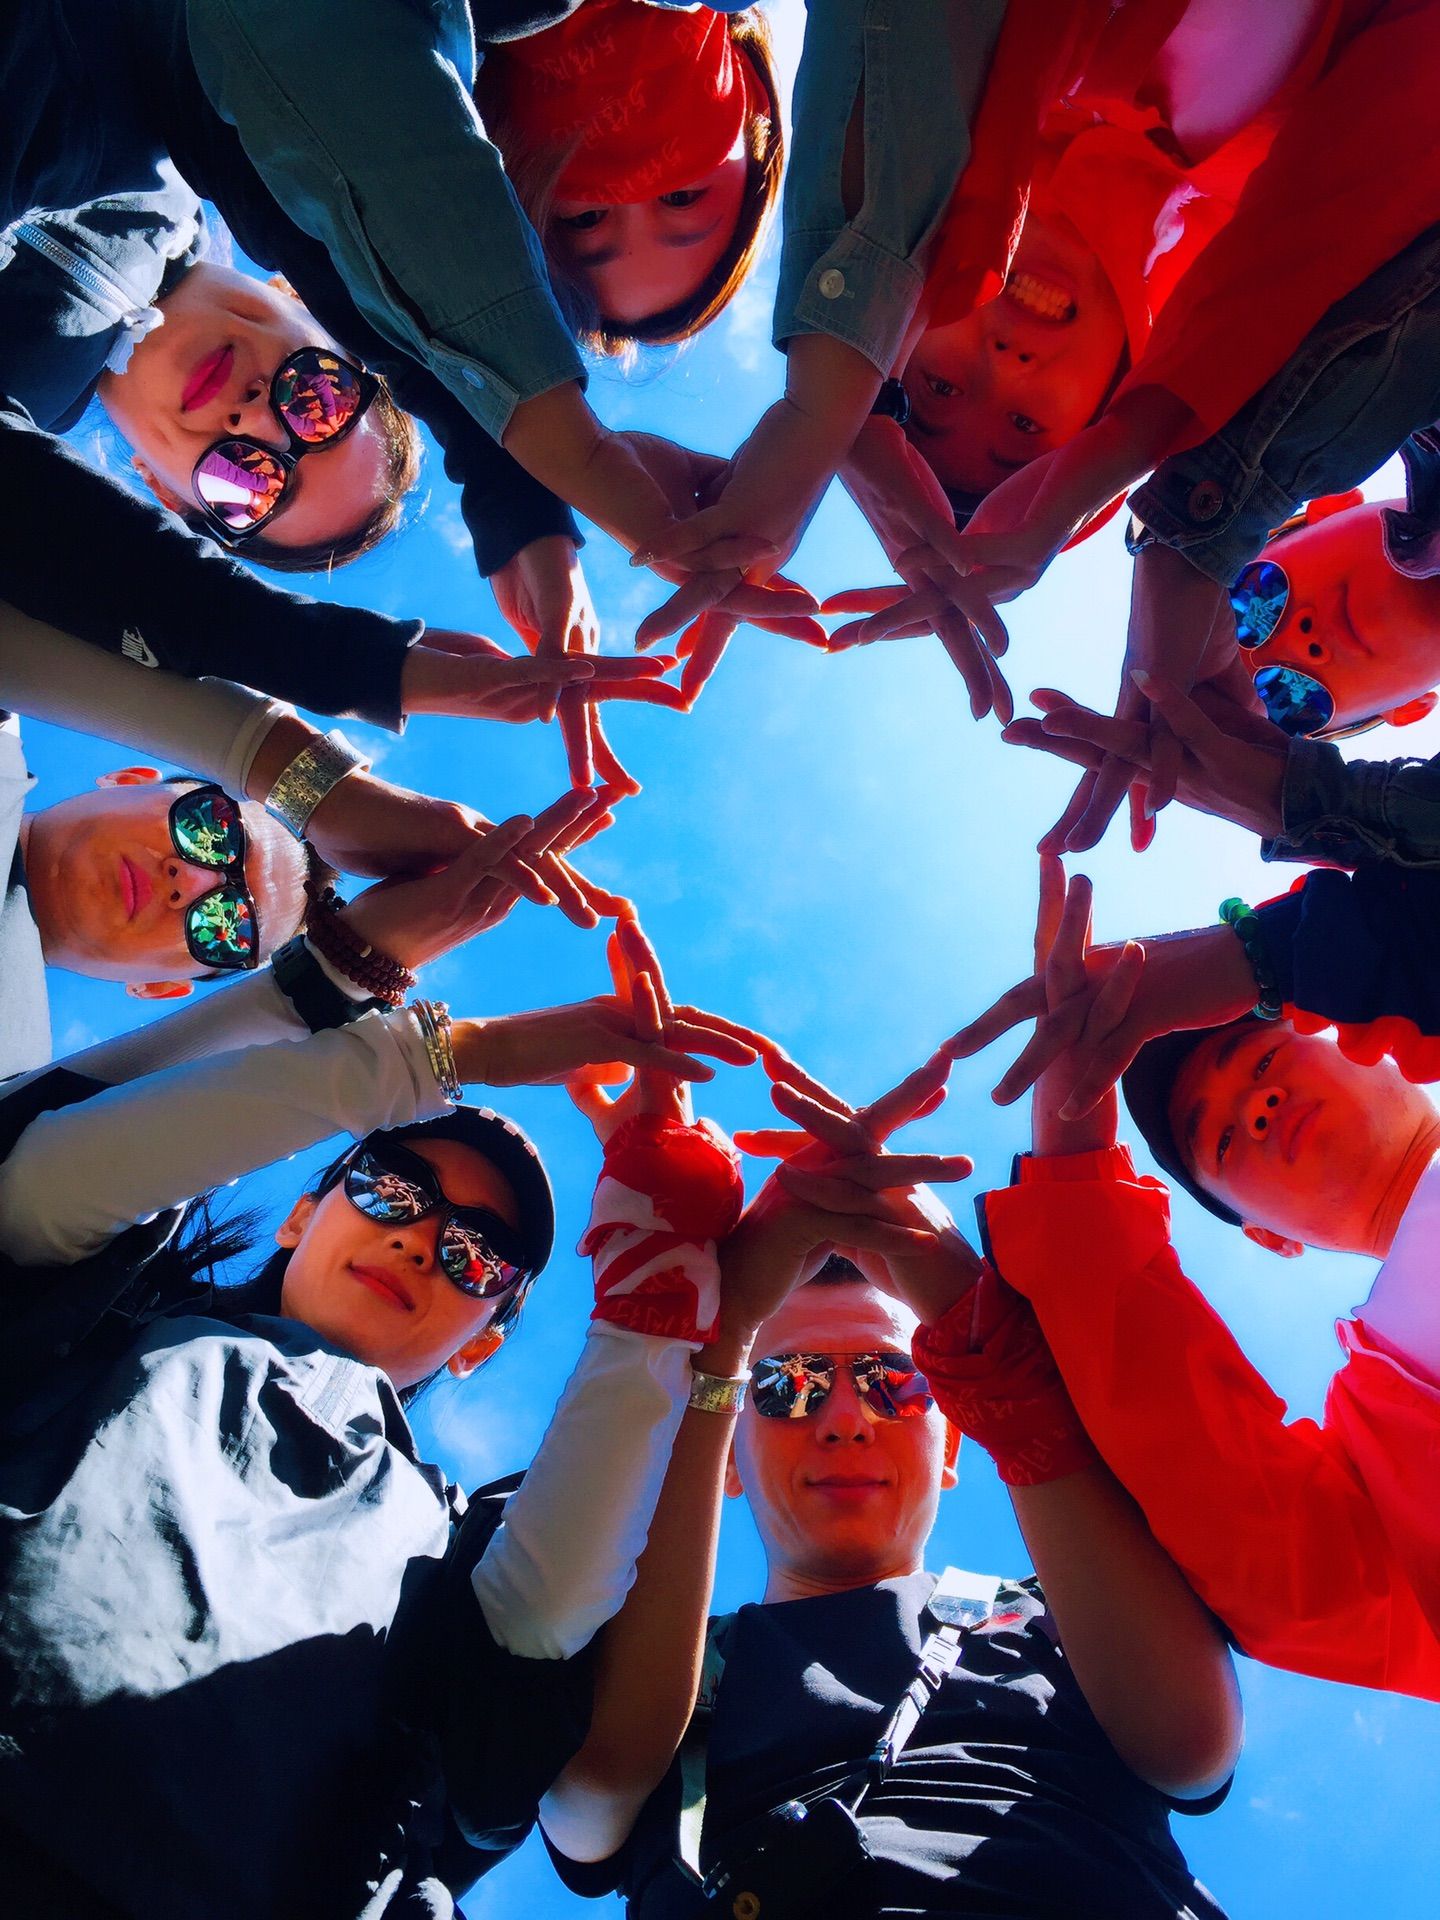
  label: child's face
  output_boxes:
[901,208,1128,499]
[1233,502,1440,730]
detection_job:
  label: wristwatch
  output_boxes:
[688,1368,750,1415]
[869,377,912,426]
[270,936,379,1033]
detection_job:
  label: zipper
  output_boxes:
[13,220,151,326]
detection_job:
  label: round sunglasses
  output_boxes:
[1227,558,1383,741]
[340,1141,533,1299]
[166,784,260,972]
[751,1351,935,1422]
[190,347,379,544]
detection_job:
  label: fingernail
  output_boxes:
[1143,796,1157,820]
[1058,1099,1078,1121]
[1131,669,1155,690]
[630,550,653,569]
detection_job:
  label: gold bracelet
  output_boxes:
[266,730,369,839]
[412,999,462,1102]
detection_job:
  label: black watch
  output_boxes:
[270,936,378,1033]
[869,377,911,426]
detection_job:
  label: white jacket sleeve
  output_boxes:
[0,1007,448,1267]
[470,1323,696,1661]
[0,599,284,794]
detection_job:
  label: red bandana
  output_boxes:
[487,0,751,205]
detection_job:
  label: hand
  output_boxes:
[489,536,666,796]
[1007,671,1289,840]
[339,788,605,970]
[567,915,701,1143]
[305,769,483,879]
[945,857,1256,1125]
[453,983,761,1090]
[825,417,1016,722]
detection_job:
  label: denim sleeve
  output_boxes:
[1264,738,1440,869]
[774,0,1007,375]
[186,0,585,443]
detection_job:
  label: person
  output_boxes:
[472,3,782,347]
[0,182,685,761]
[536,1049,1242,1918]
[0,908,767,1916]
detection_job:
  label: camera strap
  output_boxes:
[676,1566,1004,1888]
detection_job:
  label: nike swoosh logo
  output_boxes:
[121,627,159,669]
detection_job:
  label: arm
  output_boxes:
[0,400,419,729]
[1268,737,1440,869]
[186,0,583,446]
[775,0,1007,376]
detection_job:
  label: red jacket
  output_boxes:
[983,1145,1440,1700]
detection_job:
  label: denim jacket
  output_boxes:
[774,0,1008,375]
[0,182,421,731]
[1129,222,1440,586]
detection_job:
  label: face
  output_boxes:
[729,1283,956,1596]
[901,207,1128,498]
[98,263,390,552]
[1171,1021,1437,1254]
[277,1139,520,1389]
[1236,503,1440,729]
[21,775,295,986]
[549,152,748,326]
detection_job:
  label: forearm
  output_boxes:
[1010,1465,1241,1798]
[539,1383,733,1864]
[0,603,285,795]
[0,1008,446,1266]
[1126,541,1230,691]
[1269,739,1440,867]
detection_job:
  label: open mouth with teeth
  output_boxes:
[1004,271,1078,323]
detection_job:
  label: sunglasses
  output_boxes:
[751,1351,935,1422]
[166,785,260,972]
[340,1141,533,1299]
[1227,559,1383,741]
[190,347,379,543]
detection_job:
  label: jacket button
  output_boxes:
[463,368,487,390]
[1187,479,1224,522]
[818,268,846,299]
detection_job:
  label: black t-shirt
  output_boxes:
[551,1573,1229,1919]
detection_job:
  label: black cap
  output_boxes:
[1120,1021,1264,1228]
[340,1107,556,1275]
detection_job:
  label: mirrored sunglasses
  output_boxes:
[1229,560,1384,741]
[342,1142,531,1299]
[751,1351,935,1422]
[167,785,259,972]
[191,347,378,542]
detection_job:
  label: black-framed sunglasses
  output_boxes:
[1227,558,1384,741]
[751,1351,935,1422]
[340,1141,533,1299]
[167,784,260,972]
[190,346,379,544]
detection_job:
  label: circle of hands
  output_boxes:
[331,372,1298,1319]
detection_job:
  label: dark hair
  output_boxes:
[803,1253,868,1288]
[476,10,783,355]
[190,377,423,576]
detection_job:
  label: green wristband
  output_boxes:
[1219,898,1283,1021]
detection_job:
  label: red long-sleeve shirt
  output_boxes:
[982,1145,1440,1701]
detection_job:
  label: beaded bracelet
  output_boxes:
[412,999,462,1102]
[1219,897,1283,1021]
[304,881,416,1007]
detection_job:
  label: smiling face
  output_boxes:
[1169,1021,1438,1255]
[548,152,749,327]
[276,1139,521,1389]
[97,262,391,554]
[21,775,301,986]
[1239,503,1440,730]
[901,206,1128,499]
[729,1281,956,1600]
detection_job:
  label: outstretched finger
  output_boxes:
[989,990,1087,1106]
[821,1151,974,1188]
[862,1049,953,1141]
[770,1080,874,1155]
[1060,942,1148,1118]
[1046,870,1093,1006]
[558,686,595,788]
[1063,754,1136,853]
[1038,770,1098,856]
[678,613,734,706]
[1128,782,1157,853]
[616,916,675,1025]
[1143,719,1183,818]
[820,586,909,616]
[733,1126,812,1160]
[1002,718,1104,774]
[666,1017,760,1067]
[944,975,1046,1059]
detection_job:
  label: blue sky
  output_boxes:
[27,6,1440,1911]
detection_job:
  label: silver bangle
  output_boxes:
[412,999,462,1103]
[687,1368,750,1415]
[265,730,368,839]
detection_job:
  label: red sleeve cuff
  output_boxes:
[1016,1144,1139,1187]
